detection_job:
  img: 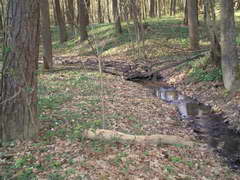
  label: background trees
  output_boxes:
[0,1,240,179]
[54,0,68,43]
[0,0,240,142]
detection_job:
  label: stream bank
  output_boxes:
[49,55,240,175]
[138,80,240,170]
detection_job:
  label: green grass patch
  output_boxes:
[188,66,222,82]
[51,16,207,59]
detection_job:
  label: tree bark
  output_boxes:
[149,0,155,17]
[97,0,104,23]
[52,0,58,25]
[55,0,68,43]
[40,0,53,69]
[106,0,111,23]
[220,0,240,91]
[187,0,199,50]
[0,0,40,141]
[183,0,188,25]
[112,0,122,34]
[66,0,75,32]
[204,0,221,66]
[78,0,89,42]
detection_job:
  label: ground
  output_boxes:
[1,16,240,179]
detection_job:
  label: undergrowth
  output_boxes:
[188,66,222,82]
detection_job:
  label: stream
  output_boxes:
[76,58,240,170]
[140,81,240,170]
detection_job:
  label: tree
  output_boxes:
[0,0,40,141]
[97,0,104,23]
[220,0,240,91]
[0,0,3,31]
[170,0,176,16]
[187,0,199,50]
[106,0,111,23]
[112,0,122,34]
[55,0,68,43]
[183,0,188,25]
[40,0,53,69]
[78,0,89,41]
[204,0,221,66]
[149,0,155,17]
[66,0,75,32]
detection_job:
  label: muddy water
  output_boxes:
[141,81,240,170]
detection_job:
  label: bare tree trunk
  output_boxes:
[55,0,68,43]
[170,0,176,16]
[0,0,40,141]
[149,0,155,17]
[61,0,66,24]
[130,0,143,41]
[97,0,104,23]
[112,0,122,34]
[106,0,111,23]
[187,0,199,50]
[40,0,53,69]
[204,0,221,66]
[220,0,240,91]
[157,0,161,17]
[183,0,188,25]
[0,0,4,31]
[78,0,89,41]
[52,0,58,25]
[66,0,75,32]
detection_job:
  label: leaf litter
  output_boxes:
[0,55,239,180]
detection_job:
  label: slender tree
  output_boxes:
[204,0,221,66]
[40,0,53,69]
[220,0,240,91]
[66,0,75,32]
[97,0,104,23]
[106,0,111,23]
[78,0,89,41]
[112,0,122,34]
[149,0,155,17]
[187,0,199,49]
[0,0,40,141]
[183,0,188,25]
[55,0,68,43]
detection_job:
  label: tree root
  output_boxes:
[83,129,196,146]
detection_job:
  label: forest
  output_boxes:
[0,0,240,179]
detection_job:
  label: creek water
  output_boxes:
[141,81,240,170]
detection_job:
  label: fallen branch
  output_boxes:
[147,52,208,76]
[83,129,196,146]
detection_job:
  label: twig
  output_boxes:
[0,88,21,105]
[148,52,208,75]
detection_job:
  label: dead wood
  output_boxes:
[42,52,207,82]
[83,129,196,146]
[142,52,208,78]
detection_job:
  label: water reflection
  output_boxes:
[154,86,240,170]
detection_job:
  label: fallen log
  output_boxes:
[83,129,196,146]
[123,71,162,81]
[143,52,208,78]
[123,52,207,82]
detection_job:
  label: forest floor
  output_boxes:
[1,16,240,179]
